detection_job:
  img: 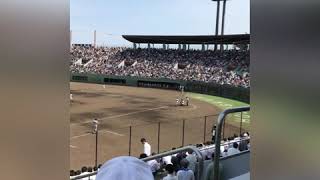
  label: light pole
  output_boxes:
[93,118,99,167]
[212,0,229,51]
[220,0,227,52]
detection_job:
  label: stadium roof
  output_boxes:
[122,34,249,45]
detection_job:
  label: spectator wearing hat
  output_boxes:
[96,156,153,180]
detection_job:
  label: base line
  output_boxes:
[71,106,168,126]
[70,129,125,140]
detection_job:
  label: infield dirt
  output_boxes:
[70,82,243,170]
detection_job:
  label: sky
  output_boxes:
[70,0,250,46]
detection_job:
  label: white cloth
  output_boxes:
[227,147,240,156]
[186,154,197,172]
[206,148,214,159]
[177,169,195,180]
[147,159,160,173]
[163,155,172,165]
[96,156,153,180]
[200,149,207,159]
[163,174,178,180]
[143,142,151,156]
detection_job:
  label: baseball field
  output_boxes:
[70,82,250,170]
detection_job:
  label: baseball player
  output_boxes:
[92,118,99,134]
[186,97,189,106]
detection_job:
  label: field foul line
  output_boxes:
[70,133,90,139]
[70,145,78,149]
[71,106,169,126]
[70,129,125,140]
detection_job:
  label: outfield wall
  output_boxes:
[70,73,250,103]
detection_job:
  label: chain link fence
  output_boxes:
[70,112,250,170]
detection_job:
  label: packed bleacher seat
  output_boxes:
[70,45,250,88]
[70,132,250,180]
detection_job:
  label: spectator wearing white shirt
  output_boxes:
[163,164,178,180]
[163,155,172,165]
[147,153,161,176]
[141,138,151,156]
[70,170,75,178]
[177,159,195,180]
[80,167,89,180]
[186,150,197,173]
[87,167,96,180]
[227,142,241,156]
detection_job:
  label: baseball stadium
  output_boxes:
[70,1,250,180]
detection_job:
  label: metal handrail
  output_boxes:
[70,145,204,180]
[213,106,250,180]
[70,171,97,180]
[199,136,250,152]
[142,145,204,180]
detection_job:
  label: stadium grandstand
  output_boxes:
[70,34,250,88]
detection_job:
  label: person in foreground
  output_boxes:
[205,153,223,180]
[177,158,195,180]
[163,164,178,180]
[96,156,153,180]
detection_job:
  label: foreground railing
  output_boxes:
[213,106,250,180]
[142,145,204,180]
[70,145,203,180]
[70,107,250,180]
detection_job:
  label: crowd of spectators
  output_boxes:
[70,45,250,88]
[69,133,250,180]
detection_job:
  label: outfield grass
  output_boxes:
[187,92,251,130]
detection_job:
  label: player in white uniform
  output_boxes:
[186,97,189,106]
[176,98,180,105]
[93,118,99,134]
[140,138,151,156]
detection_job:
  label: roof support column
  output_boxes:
[70,30,72,47]
[133,43,137,49]
[214,0,221,51]
[93,30,97,47]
